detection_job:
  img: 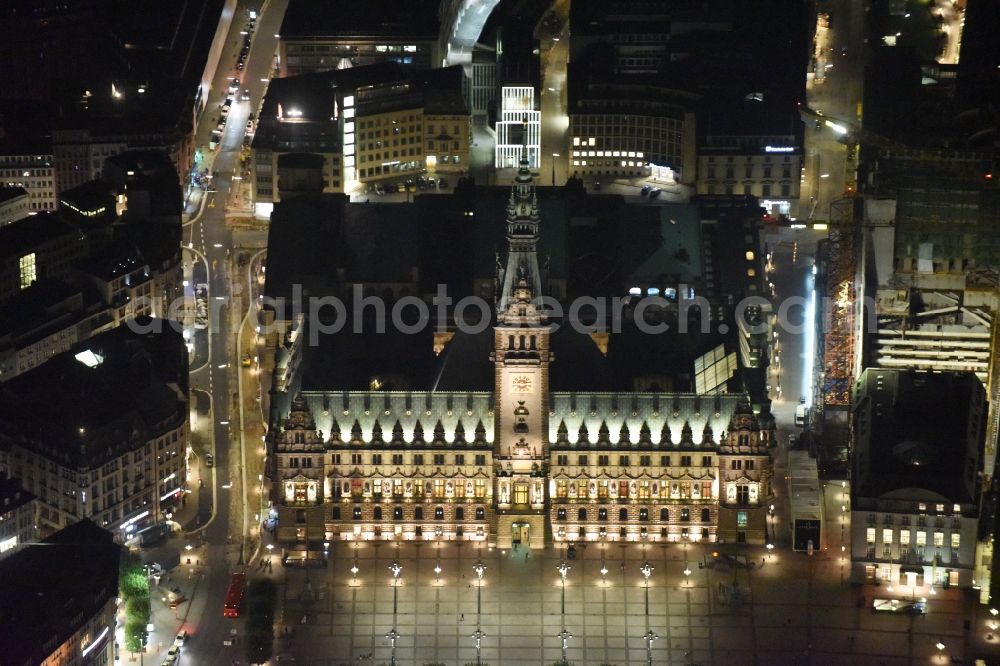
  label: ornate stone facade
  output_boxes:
[267,156,774,562]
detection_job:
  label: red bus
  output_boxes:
[223,573,246,617]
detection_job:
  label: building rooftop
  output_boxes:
[0,279,101,343]
[0,185,27,205]
[853,369,984,504]
[0,519,120,665]
[279,0,440,39]
[0,474,35,517]
[569,0,735,36]
[0,99,54,156]
[0,211,80,260]
[0,0,224,140]
[0,320,187,468]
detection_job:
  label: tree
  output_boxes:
[124,619,147,654]
[125,595,151,624]
[118,551,150,654]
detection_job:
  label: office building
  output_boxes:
[0,213,85,304]
[252,64,468,213]
[0,475,37,560]
[277,0,440,77]
[0,185,30,226]
[0,323,189,536]
[850,368,984,588]
[0,519,120,666]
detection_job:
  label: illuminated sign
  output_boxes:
[81,626,109,657]
[764,146,795,153]
[119,509,150,530]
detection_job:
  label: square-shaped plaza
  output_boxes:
[269,538,988,665]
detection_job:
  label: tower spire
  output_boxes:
[497,151,543,322]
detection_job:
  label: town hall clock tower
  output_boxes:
[491,154,551,549]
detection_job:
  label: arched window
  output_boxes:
[701,508,711,522]
[578,507,587,521]
[393,506,403,520]
[619,508,628,521]
[414,507,423,520]
[475,507,485,520]
[373,506,383,520]
[435,506,444,520]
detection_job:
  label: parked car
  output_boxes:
[384,183,398,193]
[241,88,250,102]
[640,185,651,196]
[649,188,662,199]
[173,630,188,647]
[426,177,436,188]
[437,178,449,189]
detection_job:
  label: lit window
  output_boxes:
[747,268,756,277]
[343,95,355,107]
[933,532,944,547]
[18,252,36,289]
[882,528,892,543]
[953,504,961,512]
[951,533,960,549]
[866,528,875,543]
[573,137,580,146]
[916,531,926,546]
[745,251,755,261]
[588,137,595,146]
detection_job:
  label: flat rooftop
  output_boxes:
[280,0,440,39]
[0,520,120,665]
[854,369,983,503]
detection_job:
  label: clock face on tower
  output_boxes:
[511,375,533,393]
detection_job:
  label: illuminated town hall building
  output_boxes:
[268,159,775,563]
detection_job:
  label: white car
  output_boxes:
[173,630,187,647]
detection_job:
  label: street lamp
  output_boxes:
[640,562,654,666]
[766,543,774,560]
[557,561,571,661]
[473,561,486,666]
[557,628,573,661]
[388,561,402,666]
